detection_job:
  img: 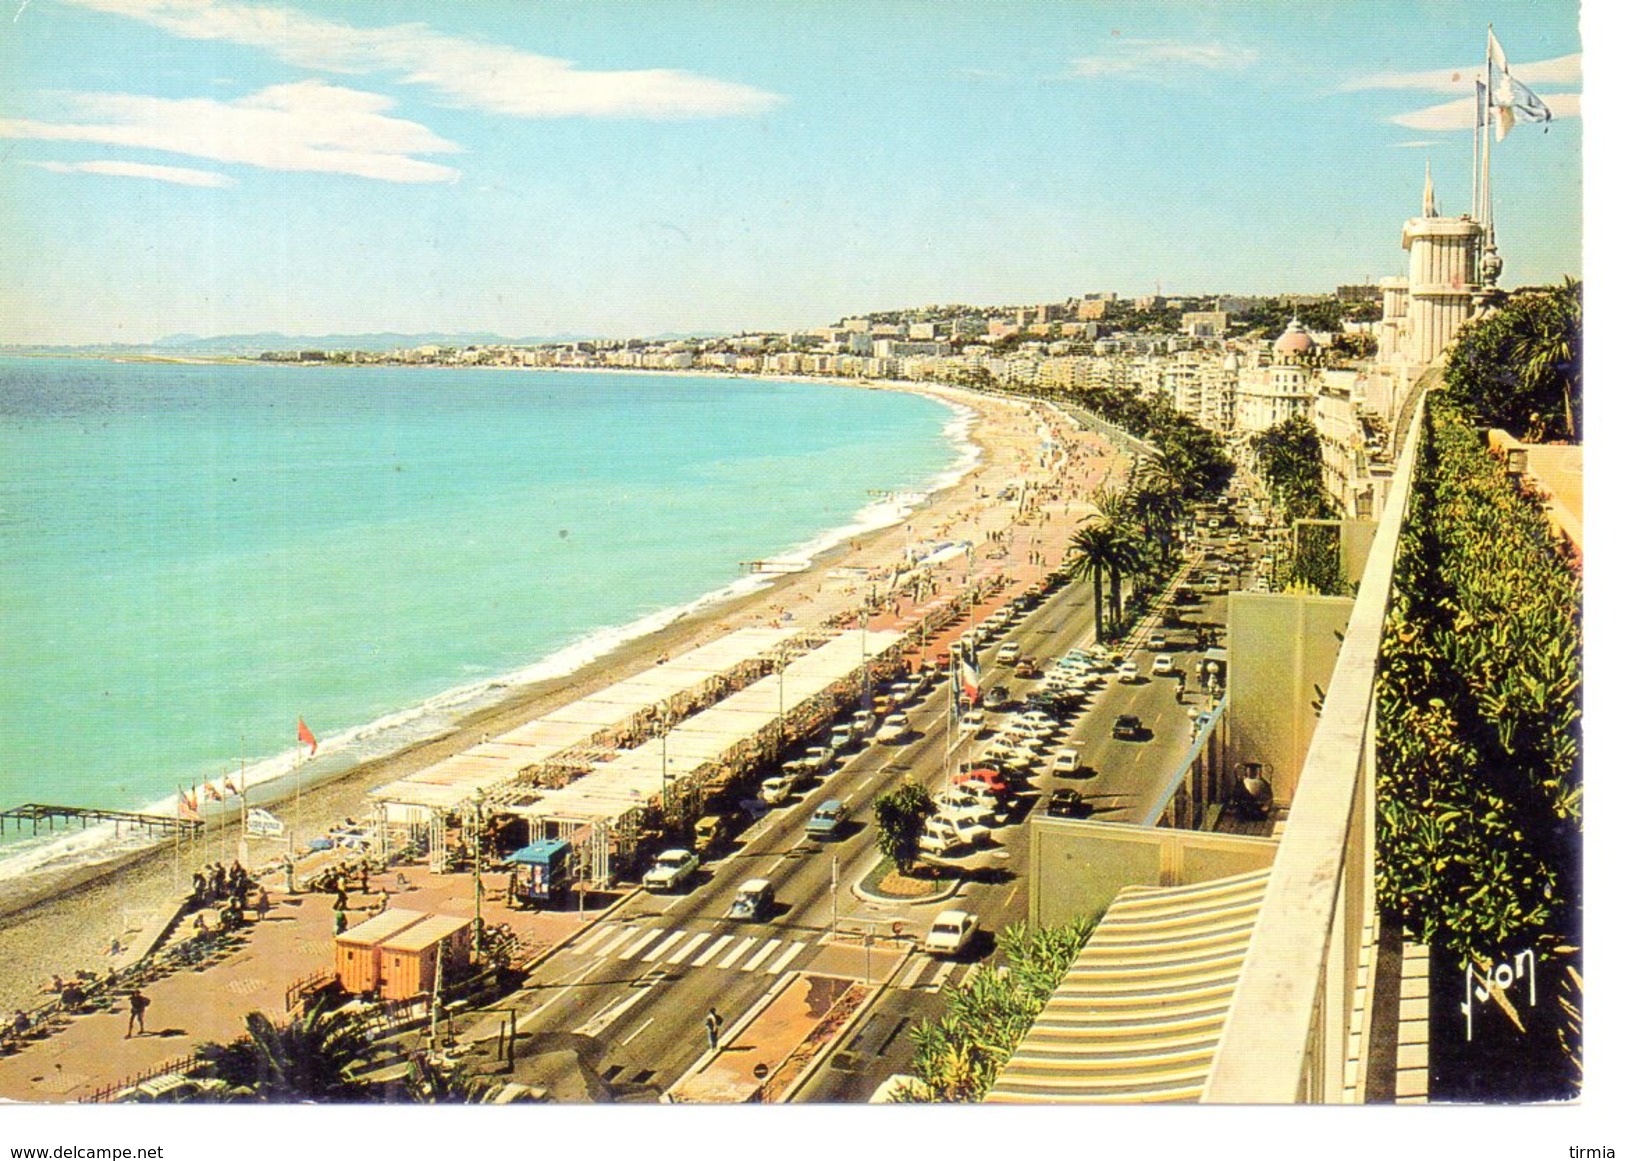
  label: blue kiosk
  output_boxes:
[507,839,572,908]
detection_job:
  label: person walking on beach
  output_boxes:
[125,989,149,1038]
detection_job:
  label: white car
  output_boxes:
[1148,631,1168,650]
[759,776,794,806]
[852,709,876,736]
[829,725,856,751]
[1117,660,1140,683]
[960,708,988,736]
[642,849,699,892]
[876,713,911,744]
[1152,654,1174,676]
[1053,748,1081,775]
[935,812,992,847]
[995,641,1021,665]
[924,910,980,956]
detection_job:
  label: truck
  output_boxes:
[805,798,847,841]
[693,815,731,857]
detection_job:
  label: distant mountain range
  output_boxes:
[4,330,727,356]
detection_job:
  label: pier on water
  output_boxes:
[0,803,204,839]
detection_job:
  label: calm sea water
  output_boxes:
[0,358,962,857]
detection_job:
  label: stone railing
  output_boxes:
[1202,392,1427,1103]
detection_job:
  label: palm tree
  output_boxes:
[1510,277,1581,440]
[1066,522,1116,641]
[195,998,379,1102]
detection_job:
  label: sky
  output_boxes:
[0,0,1587,345]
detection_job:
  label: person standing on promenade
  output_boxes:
[704,1007,723,1052]
[125,989,149,1038]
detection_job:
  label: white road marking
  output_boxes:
[516,961,597,1031]
[900,956,933,990]
[742,939,782,972]
[570,924,619,955]
[716,936,757,969]
[594,926,641,958]
[766,942,804,975]
[926,961,957,991]
[618,927,664,961]
[642,930,689,963]
[622,1015,656,1046]
[665,931,712,965]
[574,990,646,1038]
[691,934,734,967]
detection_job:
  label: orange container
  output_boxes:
[376,914,474,1001]
[333,909,427,995]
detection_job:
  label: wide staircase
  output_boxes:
[985,868,1271,1103]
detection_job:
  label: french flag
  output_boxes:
[957,641,981,706]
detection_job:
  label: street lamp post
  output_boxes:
[471,787,485,962]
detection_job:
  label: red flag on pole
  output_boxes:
[298,718,318,756]
[223,775,240,797]
[203,781,223,802]
[177,787,201,821]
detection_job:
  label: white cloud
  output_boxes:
[65,0,784,119]
[1393,91,1581,131]
[0,81,460,182]
[26,159,235,186]
[1345,53,1581,93]
[1070,39,1257,79]
[1392,140,1440,149]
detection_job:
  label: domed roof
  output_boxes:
[1274,317,1317,358]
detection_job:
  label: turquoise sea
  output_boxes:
[0,359,964,871]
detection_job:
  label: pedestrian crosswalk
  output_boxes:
[564,919,978,992]
[562,922,819,977]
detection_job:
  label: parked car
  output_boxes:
[918,815,983,854]
[1014,657,1041,679]
[643,848,700,892]
[1112,714,1145,741]
[933,812,992,847]
[852,709,877,736]
[1117,660,1140,683]
[726,878,775,921]
[1152,654,1175,676]
[876,713,912,744]
[1052,748,1081,775]
[829,725,856,752]
[802,746,834,772]
[995,641,1021,665]
[924,910,980,956]
[961,708,988,735]
[805,798,848,841]
[764,777,799,806]
[1046,789,1088,818]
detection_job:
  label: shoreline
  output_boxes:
[0,369,977,887]
[0,377,1112,1015]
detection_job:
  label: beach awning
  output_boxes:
[369,627,797,812]
[510,630,901,828]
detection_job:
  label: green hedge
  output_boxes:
[1375,401,1581,965]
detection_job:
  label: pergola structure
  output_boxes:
[505,628,904,885]
[367,628,800,865]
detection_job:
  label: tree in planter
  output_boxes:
[873,779,935,875]
[1442,280,1581,441]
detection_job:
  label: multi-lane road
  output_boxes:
[466,529,1260,1102]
